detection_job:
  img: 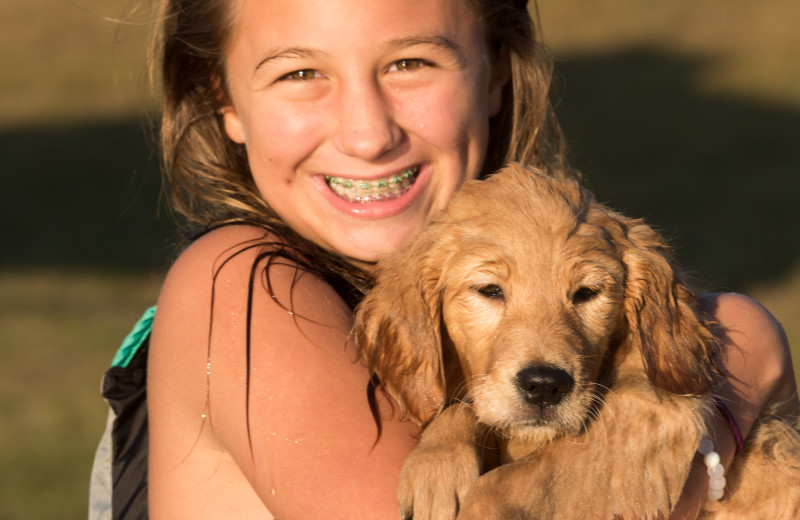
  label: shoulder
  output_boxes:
[148,222,357,445]
[148,223,357,496]
[160,224,278,298]
[154,223,351,332]
[699,292,792,408]
[148,224,294,421]
[149,223,354,393]
[149,219,362,417]
[150,225,273,370]
[698,292,786,347]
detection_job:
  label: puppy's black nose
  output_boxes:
[516,365,574,407]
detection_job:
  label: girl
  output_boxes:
[91,0,799,518]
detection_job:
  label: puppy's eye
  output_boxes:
[572,286,601,304]
[476,284,504,300]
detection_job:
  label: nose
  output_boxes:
[333,78,403,160]
[516,365,574,407]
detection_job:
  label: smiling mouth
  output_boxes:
[325,166,420,203]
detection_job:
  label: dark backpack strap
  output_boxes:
[91,307,153,520]
[102,336,149,519]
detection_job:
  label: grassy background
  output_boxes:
[1,0,798,518]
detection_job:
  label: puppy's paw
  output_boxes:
[398,403,483,520]
[398,439,481,520]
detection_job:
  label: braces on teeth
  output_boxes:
[325,166,419,203]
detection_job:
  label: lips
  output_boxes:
[324,166,420,203]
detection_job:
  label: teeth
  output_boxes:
[326,166,419,203]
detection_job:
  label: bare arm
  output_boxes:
[148,225,418,519]
[670,292,800,519]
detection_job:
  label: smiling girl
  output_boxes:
[89,0,798,518]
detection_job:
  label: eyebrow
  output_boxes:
[254,34,464,74]
[255,47,329,74]
[387,34,461,54]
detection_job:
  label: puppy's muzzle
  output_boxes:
[516,365,574,408]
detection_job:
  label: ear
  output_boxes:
[353,236,447,426]
[220,104,245,144]
[619,217,716,395]
[488,46,511,117]
[210,74,246,144]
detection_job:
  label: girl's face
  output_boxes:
[222,0,508,262]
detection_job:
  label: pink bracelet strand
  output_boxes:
[714,398,744,456]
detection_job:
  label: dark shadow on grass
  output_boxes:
[552,46,800,291]
[1,46,798,291]
[0,117,175,273]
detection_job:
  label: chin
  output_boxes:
[340,228,423,263]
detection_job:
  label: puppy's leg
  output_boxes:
[457,440,687,520]
[458,388,706,519]
[398,403,485,520]
[455,454,553,520]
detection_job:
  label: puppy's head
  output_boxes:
[355,164,716,435]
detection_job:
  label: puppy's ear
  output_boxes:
[619,217,716,395]
[353,234,447,426]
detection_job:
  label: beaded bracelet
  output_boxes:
[698,438,726,500]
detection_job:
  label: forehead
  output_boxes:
[227,0,485,56]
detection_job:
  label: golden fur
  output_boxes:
[354,165,800,519]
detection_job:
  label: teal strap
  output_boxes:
[111,306,156,368]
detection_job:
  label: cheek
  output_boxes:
[271,100,327,136]
[574,299,625,379]
[443,297,502,381]
[580,299,624,347]
[395,80,490,154]
[245,101,326,171]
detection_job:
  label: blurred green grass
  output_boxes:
[0,272,162,519]
[1,0,798,518]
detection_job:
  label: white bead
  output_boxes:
[698,438,714,455]
[710,475,726,491]
[708,464,725,478]
[698,439,726,501]
[704,451,721,468]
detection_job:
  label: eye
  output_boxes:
[389,58,427,72]
[572,286,601,305]
[476,284,504,300]
[279,69,319,81]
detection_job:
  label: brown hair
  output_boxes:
[471,0,568,178]
[155,0,569,291]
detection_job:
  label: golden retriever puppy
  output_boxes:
[354,164,800,520]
